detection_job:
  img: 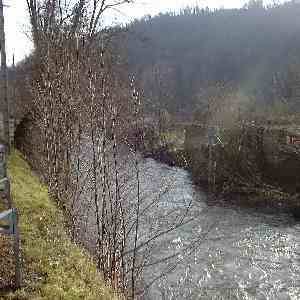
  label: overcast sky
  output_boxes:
[4,0,283,64]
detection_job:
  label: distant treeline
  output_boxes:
[122,0,300,115]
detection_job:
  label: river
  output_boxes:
[74,141,300,299]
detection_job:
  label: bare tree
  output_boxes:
[23,1,199,298]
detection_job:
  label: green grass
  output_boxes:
[2,150,118,300]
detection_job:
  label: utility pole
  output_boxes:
[0,0,10,152]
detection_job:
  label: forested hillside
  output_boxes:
[123,0,300,117]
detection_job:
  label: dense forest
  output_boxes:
[122,0,300,119]
[11,1,300,121]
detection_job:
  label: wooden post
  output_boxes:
[208,142,212,191]
[208,126,216,192]
[0,0,10,152]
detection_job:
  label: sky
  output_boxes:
[3,0,283,65]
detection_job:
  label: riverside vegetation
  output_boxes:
[5,0,199,298]
[1,150,118,299]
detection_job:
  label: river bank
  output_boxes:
[144,128,300,217]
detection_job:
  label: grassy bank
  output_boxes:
[1,150,117,300]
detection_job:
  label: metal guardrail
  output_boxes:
[0,177,8,191]
[0,143,21,289]
[0,208,17,234]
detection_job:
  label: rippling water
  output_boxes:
[136,158,300,300]
[75,141,300,299]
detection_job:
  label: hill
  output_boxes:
[123,0,300,116]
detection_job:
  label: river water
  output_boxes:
[75,142,300,299]
[138,158,300,300]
